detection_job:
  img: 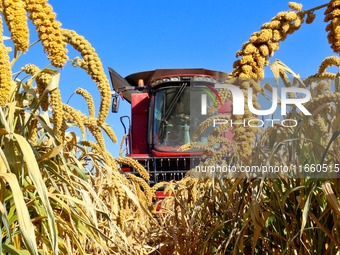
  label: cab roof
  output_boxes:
[125,68,229,87]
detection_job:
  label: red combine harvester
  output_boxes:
[108,68,233,188]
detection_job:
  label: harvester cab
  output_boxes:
[108,68,233,185]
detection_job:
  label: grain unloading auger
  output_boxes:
[109,68,233,186]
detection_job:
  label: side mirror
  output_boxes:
[112,94,120,113]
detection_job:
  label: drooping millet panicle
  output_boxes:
[80,140,118,172]
[304,72,336,87]
[125,173,153,207]
[314,80,331,95]
[25,0,68,68]
[30,120,38,146]
[62,29,111,126]
[36,73,51,111]
[207,122,235,143]
[80,140,110,164]
[178,142,216,156]
[227,3,305,164]
[314,114,331,145]
[115,157,150,181]
[83,115,97,126]
[191,114,231,141]
[84,116,119,166]
[72,56,87,69]
[207,77,236,114]
[178,142,191,152]
[75,88,95,117]
[307,92,340,113]
[50,89,63,133]
[233,6,305,78]
[309,79,326,96]
[325,0,340,53]
[21,64,50,111]
[151,181,167,198]
[100,124,117,144]
[62,103,85,135]
[21,63,40,75]
[119,134,127,157]
[58,116,68,144]
[151,181,167,193]
[88,125,106,151]
[105,151,119,172]
[114,186,126,228]
[318,56,340,73]
[135,183,147,205]
[0,16,13,106]
[1,0,29,52]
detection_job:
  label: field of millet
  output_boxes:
[0,1,339,254]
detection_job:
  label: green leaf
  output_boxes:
[13,134,58,255]
[2,244,31,255]
[68,163,88,181]
[0,173,38,255]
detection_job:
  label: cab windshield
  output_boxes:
[153,83,215,152]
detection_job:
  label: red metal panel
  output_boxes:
[131,93,149,154]
[151,150,203,157]
[128,154,149,158]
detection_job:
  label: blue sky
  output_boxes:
[8,0,336,156]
